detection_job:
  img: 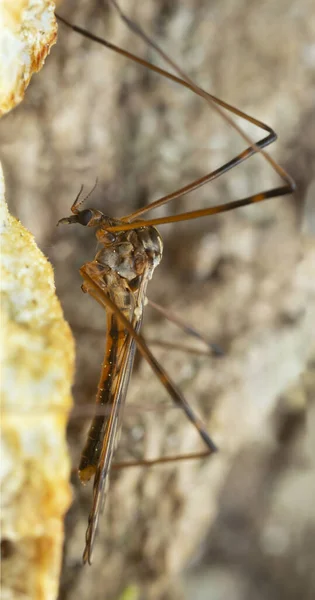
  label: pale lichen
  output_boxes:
[0,164,74,598]
[0,0,57,115]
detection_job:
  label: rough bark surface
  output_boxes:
[1,1,314,599]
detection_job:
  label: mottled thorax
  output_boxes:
[95,221,163,284]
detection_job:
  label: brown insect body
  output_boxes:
[59,206,163,561]
[79,220,163,481]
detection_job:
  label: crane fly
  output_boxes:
[56,1,296,566]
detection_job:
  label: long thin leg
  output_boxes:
[148,298,223,356]
[112,450,212,470]
[56,13,274,137]
[102,186,293,232]
[110,1,295,194]
[80,263,218,454]
[66,320,216,356]
[145,339,214,357]
[71,451,212,479]
[56,13,295,227]
[110,0,295,181]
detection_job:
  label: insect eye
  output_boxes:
[77,209,93,226]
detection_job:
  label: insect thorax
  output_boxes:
[95,223,163,284]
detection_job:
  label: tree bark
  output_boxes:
[1,1,315,599]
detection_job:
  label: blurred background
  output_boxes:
[1,0,315,598]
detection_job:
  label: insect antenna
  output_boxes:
[71,178,99,214]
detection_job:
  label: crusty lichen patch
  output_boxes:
[0,0,57,115]
[0,164,74,599]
